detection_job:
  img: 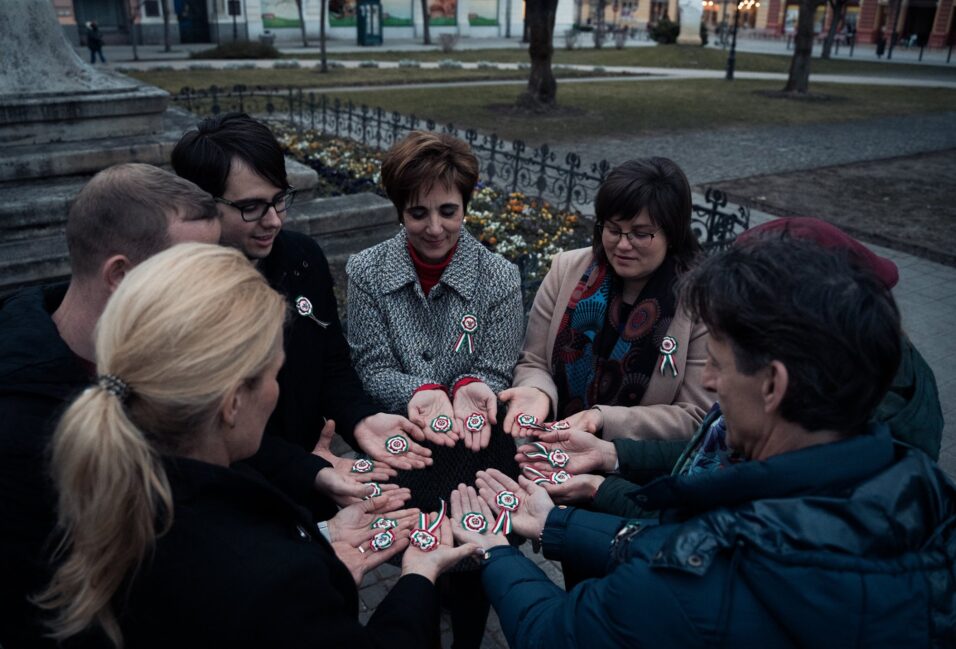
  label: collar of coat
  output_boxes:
[379,228,482,299]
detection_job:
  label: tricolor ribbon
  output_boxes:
[370,517,398,530]
[659,336,679,377]
[369,530,395,552]
[465,412,486,432]
[385,435,409,455]
[430,415,453,434]
[364,482,382,500]
[453,313,479,353]
[351,458,374,473]
[523,466,574,486]
[523,442,570,469]
[461,512,488,534]
[294,296,330,328]
[492,490,520,535]
[410,500,446,552]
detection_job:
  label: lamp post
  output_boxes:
[725,0,740,79]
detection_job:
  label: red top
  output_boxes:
[408,241,457,297]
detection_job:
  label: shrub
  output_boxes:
[359,60,380,68]
[398,59,422,68]
[477,61,499,70]
[191,41,281,59]
[438,59,463,69]
[650,18,679,44]
[273,60,302,69]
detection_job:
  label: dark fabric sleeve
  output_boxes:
[310,245,378,449]
[249,560,437,648]
[613,437,688,484]
[592,475,655,518]
[239,436,336,518]
[482,544,699,648]
[541,506,628,579]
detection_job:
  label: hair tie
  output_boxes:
[98,374,130,402]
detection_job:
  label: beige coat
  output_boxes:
[512,247,713,441]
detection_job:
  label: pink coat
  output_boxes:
[512,247,713,441]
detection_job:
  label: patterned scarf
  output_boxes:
[552,255,678,419]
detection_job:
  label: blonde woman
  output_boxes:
[37,244,479,648]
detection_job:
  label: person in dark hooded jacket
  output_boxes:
[450,238,956,648]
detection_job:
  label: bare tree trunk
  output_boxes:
[420,0,431,44]
[296,0,308,46]
[319,0,328,72]
[159,0,171,52]
[820,0,845,59]
[783,0,816,93]
[517,0,559,110]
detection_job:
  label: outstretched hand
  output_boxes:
[516,428,617,476]
[449,483,509,551]
[327,492,417,546]
[407,389,460,447]
[499,386,551,437]
[475,468,555,541]
[401,515,482,584]
[453,381,498,452]
[312,420,398,483]
[354,413,434,471]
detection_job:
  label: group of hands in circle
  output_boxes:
[307,385,628,587]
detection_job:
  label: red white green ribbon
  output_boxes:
[410,500,446,552]
[294,295,330,328]
[461,512,488,534]
[492,490,520,535]
[370,517,398,530]
[430,414,453,434]
[385,435,409,455]
[351,458,374,473]
[364,482,382,500]
[524,442,570,468]
[523,466,574,486]
[516,413,546,430]
[465,412,486,432]
[659,336,679,377]
[453,313,479,353]
[369,529,395,552]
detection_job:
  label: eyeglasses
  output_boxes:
[599,223,662,247]
[215,187,297,222]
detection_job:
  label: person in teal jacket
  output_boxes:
[517,217,945,519]
[451,238,956,648]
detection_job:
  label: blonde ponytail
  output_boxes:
[35,243,286,647]
[36,385,172,646]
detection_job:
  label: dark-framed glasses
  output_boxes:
[215,187,297,222]
[599,223,662,248]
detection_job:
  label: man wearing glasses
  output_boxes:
[172,113,432,471]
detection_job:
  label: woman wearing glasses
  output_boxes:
[502,158,712,459]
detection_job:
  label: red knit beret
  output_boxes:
[736,217,899,290]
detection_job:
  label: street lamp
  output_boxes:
[725,0,740,79]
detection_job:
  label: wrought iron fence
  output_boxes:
[172,85,750,253]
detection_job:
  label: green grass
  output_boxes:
[294,45,956,80]
[315,79,956,143]
[128,66,623,93]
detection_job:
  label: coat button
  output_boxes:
[687,554,703,567]
[422,350,433,362]
[302,261,309,269]
[296,524,309,540]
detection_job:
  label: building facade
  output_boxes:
[54,0,954,47]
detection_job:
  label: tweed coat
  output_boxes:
[513,247,713,441]
[346,229,524,413]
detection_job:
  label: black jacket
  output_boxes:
[0,285,88,648]
[0,284,334,647]
[259,230,377,451]
[121,457,437,648]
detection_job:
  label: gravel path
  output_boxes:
[557,110,956,185]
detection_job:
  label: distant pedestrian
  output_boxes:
[876,29,886,58]
[85,21,106,64]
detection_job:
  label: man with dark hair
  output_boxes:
[459,238,956,648]
[172,113,436,468]
[0,164,222,647]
